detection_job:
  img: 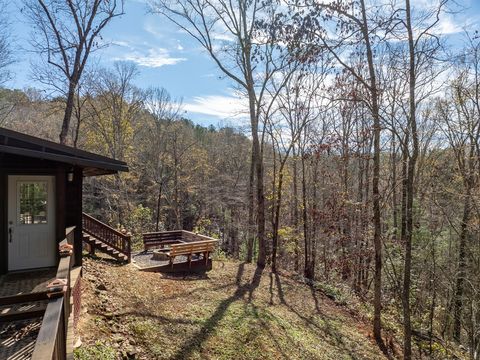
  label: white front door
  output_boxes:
[8,175,56,271]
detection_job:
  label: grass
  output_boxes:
[76,257,389,360]
[74,341,117,360]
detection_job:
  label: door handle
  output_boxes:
[8,227,13,243]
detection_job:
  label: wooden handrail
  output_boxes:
[142,230,218,252]
[31,297,66,359]
[82,213,131,261]
[181,230,218,242]
[143,230,184,236]
[82,213,126,238]
[31,227,75,360]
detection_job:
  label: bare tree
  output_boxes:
[268,62,327,274]
[437,34,480,349]
[150,0,292,267]
[83,62,144,224]
[142,87,184,230]
[0,0,15,124]
[378,1,447,356]
[285,0,387,346]
[0,0,13,86]
[24,0,124,144]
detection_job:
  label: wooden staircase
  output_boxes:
[82,213,131,263]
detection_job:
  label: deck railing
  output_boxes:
[31,226,76,360]
[82,212,131,262]
[180,230,218,243]
[143,229,218,250]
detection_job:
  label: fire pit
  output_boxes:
[152,249,170,261]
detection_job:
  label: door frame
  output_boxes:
[7,175,56,271]
[1,167,66,274]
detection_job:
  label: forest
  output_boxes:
[1,0,480,359]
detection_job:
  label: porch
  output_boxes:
[0,228,81,360]
[0,128,129,359]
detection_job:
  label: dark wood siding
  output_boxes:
[0,153,84,273]
[65,167,83,266]
[56,168,66,254]
[0,170,6,274]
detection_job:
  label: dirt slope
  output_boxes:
[75,257,389,360]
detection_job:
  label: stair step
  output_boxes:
[96,242,109,250]
[82,232,129,263]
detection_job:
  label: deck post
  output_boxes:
[127,234,132,263]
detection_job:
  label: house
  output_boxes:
[0,127,129,359]
[0,127,129,274]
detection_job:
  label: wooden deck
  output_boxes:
[132,251,187,269]
[132,251,213,273]
[139,230,218,273]
[0,317,43,360]
[0,268,56,298]
[0,227,81,360]
[0,269,56,360]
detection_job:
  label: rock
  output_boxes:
[113,334,124,343]
[125,347,137,359]
[97,283,107,291]
[111,324,120,333]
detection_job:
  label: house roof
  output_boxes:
[0,127,129,176]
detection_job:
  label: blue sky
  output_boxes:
[5,0,480,127]
[7,0,246,127]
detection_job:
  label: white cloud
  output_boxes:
[211,32,235,42]
[437,15,462,35]
[111,40,133,49]
[411,0,471,36]
[183,94,248,121]
[144,21,164,39]
[118,48,187,68]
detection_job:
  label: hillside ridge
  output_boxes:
[76,257,390,360]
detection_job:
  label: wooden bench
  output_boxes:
[166,240,218,269]
[143,230,184,250]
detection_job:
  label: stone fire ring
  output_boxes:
[152,249,170,261]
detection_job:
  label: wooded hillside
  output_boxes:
[1,0,480,358]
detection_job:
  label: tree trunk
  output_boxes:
[292,146,300,272]
[246,148,256,262]
[301,146,310,279]
[155,182,163,231]
[59,81,77,144]
[308,157,318,280]
[391,134,398,241]
[247,83,266,268]
[402,2,419,357]
[355,145,364,291]
[428,232,437,355]
[359,0,383,344]
[272,160,287,273]
[173,136,181,229]
[453,187,471,342]
[362,133,372,289]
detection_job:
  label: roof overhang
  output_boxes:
[0,127,129,176]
